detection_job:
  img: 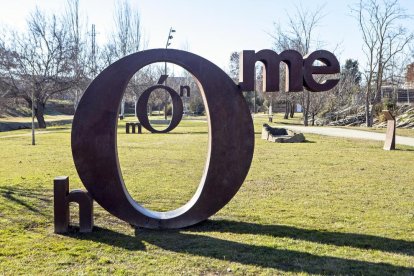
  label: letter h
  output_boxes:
[54,176,93,233]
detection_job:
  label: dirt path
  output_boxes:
[281,125,414,147]
[0,129,70,139]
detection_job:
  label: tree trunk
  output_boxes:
[365,90,372,127]
[289,102,295,118]
[303,91,310,126]
[374,62,384,104]
[120,99,125,117]
[284,101,289,119]
[164,105,167,120]
[303,111,309,126]
[311,112,315,126]
[73,89,82,111]
[35,102,47,128]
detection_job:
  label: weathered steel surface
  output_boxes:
[303,50,340,92]
[54,176,93,233]
[157,74,169,85]
[136,84,183,133]
[383,110,396,150]
[180,85,190,97]
[71,49,254,229]
[239,49,339,93]
[240,49,303,92]
[126,122,142,134]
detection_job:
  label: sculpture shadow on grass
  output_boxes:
[189,220,414,256]
[0,186,52,217]
[144,131,209,135]
[73,219,413,274]
[68,226,146,251]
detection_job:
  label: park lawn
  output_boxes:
[0,116,413,275]
[338,125,414,138]
[0,115,73,123]
[258,112,414,138]
[0,115,74,133]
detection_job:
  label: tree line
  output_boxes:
[0,0,203,128]
[229,0,413,126]
[1,0,413,128]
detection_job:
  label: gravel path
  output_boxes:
[3,124,414,147]
[0,130,70,139]
[280,125,414,147]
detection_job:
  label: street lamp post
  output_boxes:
[31,90,35,145]
[164,27,176,76]
[164,27,175,120]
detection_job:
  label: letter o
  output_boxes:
[136,84,183,133]
[71,49,254,229]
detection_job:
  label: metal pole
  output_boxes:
[91,24,96,77]
[164,27,176,75]
[31,90,35,145]
[253,90,256,114]
[164,27,173,76]
[164,27,175,120]
[270,94,273,115]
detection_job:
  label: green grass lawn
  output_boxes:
[0,115,413,274]
[0,114,73,123]
[259,112,414,138]
[338,125,414,138]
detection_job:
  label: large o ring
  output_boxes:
[71,49,254,229]
[136,84,183,133]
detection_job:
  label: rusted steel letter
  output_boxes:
[180,85,190,97]
[303,50,340,92]
[54,176,93,233]
[137,84,183,133]
[239,49,303,92]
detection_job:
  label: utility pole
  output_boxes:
[253,90,256,114]
[31,90,35,145]
[164,27,176,77]
[91,24,97,77]
[164,27,176,120]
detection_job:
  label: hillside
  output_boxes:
[0,100,74,132]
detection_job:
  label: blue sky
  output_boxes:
[0,0,413,71]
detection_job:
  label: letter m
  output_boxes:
[239,49,303,92]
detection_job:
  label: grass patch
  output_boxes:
[338,125,414,138]
[0,115,413,274]
[0,115,73,123]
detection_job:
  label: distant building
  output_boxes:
[405,63,414,89]
[379,63,414,105]
[381,85,414,105]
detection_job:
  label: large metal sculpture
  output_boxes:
[70,49,254,229]
[55,48,340,232]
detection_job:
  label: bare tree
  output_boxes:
[64,0,90,110]
[325,60,362,118]
[229,52,240,83]
[103,0,144,118]
[353,0,413,126]
[228,51,266,114]
[271,4,325,126]
[0,8,76,128]
[101,0,143,65]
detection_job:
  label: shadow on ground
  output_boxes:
[68,226,146,251]
[0,186,52,217]
[71,219,414,274]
